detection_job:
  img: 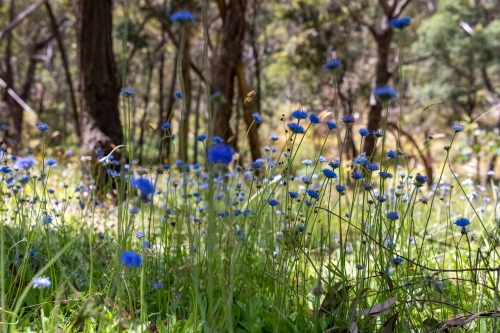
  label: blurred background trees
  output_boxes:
[0,0,499,178]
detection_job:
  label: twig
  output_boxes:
[0,0,47,41]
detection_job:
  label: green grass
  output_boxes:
[1,113,499,333]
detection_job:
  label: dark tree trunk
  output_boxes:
[363,31,393,156]
[212,0,247,146]
[74,0,123,157]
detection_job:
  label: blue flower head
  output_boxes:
[392,257,404,265]
[13,156,37,170]
[121,250,143,268]
[268,199,279,206]
[175,91,183,99]
[1,124,9,131]
[374,86,397,102]
[44,157,58,167]
[269,134,279,141]
[38,123,50,131]
[390,17,411,29]
[366,163,379,172]
[322,169,337,179]
[455,217,470,227]
[336,184,345,193]
[213,136,224,144]
[289,191,299,199]
[326,121,337,130]
[453,124,464,133]
[250,158,264,169]
[252,113,262,123]
[1,166,12,174]
[120,88,135,97]
[132,178,155,199]
[161,122,171,130]
[373,130,384,138]
[329,160,340,169]
[287,123,305,134]
[414,173,428,187]
[359,128,370,137]
[309,114,320,124]
[386,150,397,159]
[323,59,341,70]
[170,10,195,23]
[197,134,207,141]
[351,171,364,180]
[306,189,319,199]
[207,144,234,165]
[291,109,308,119]
[32,276,51,289]
[342,115,355,124]
[379,171,393,179]
[386,211,399,221]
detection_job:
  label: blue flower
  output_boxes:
[120,88,135,96]
[414,173,428,187]
[163,164,170,170]
[306,189,319,199]
[207,144,234,164]
[323,124,335,135]
[379,171,393,179]
[362,183,374,191]
[288,191,299,199]
[252,113,262,123]
[175,91,183,99]
[297,225,306,232]
[386,150,397,159]
[37,123,50,131]
[309,114,320,124]
[13,156,37,170]
[287,123,305,134]
[1,124,9,131]
[213,136,224,144]
[329,160,340,169]
[170,10,195,23]
[392,257,404,265]
[455,217,470,227]
[336,185,345,193]
[323,59,341,69]
[197,134,207,141]
[291,109,308,119]
[44,157,58,167]
[302,159,313,166]
[351,171,364,180]
[374,86,397,102]
[386,211,399,221]
[154,281,164,289]
[318,156,326,163]
[129,206,140,214]
[268,199,279,206]
[251,158,264,169]
[41,214,53,225]
[366,163,379,172]
[390,17,411,29]
[376,195,387,202]
[132,178,155,197]
[305,200,313,207]
[32,276,51,289]
[269,134,279,141]
[354,156,369,165]
[356,264,364,270]
[342,115,355,124]
[161,122,171,130]
[453,124,464,133]
[359,128,370,137]
[121,250,143,268]
[135,231,144,238]
[373,130,384,138]
[322,169,337,179]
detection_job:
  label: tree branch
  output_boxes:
[215,0,227,24]
[393,0,413,18]
[378,0,392,16]
[0,0,46,41]
[45,0,81,139]
[144,0,207,84]
[344,5,378,38]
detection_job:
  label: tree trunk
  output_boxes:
[212,0,247,146]
[363,31,393,156]
[74,0,123,158]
